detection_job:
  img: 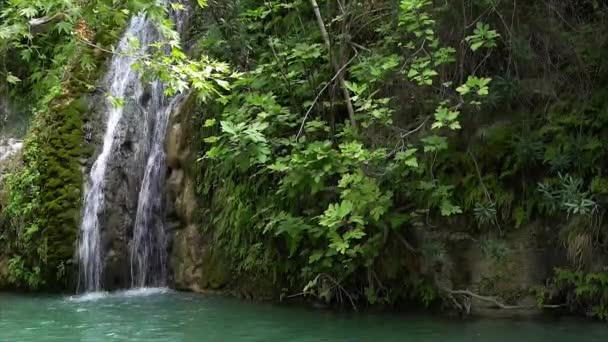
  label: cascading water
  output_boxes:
[78,3,187,292]
[130,88,185,288]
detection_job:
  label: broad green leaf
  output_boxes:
[203,119,216,127]
[6,73,20,84]
[440,200,462,216]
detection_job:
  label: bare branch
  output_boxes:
[442,288,565,311]
[296,54,357,141]
[310,0,358,131]
[29,13,65,34]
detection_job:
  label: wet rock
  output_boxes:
[164,96,223,291]
[166,123,182,169]
[170,224,203,290]
[442,222,567,318]
[0,257,8,289]
[98,98,151,288]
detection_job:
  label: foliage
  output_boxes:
[552,268,608,320]
[194,0,498,307]
[2,93,87,289]
[190,0,608,316]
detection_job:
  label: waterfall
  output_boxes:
[78,3,187,292]
[130,89,184,288]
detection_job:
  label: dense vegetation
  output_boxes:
[193,0,608,316]
[1,0,608,320]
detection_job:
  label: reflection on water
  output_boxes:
[1,291,607,341]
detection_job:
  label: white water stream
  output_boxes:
[79,4,187,292]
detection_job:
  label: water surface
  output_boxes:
[0,289,606,341]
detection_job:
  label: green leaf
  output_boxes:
[421,135,448,152]
[55,21,73,35]
[337,201,353,219]
[6,73,20,84]
[448,122,461,130]
[203,119,216,127]
[203,136,220,143]
[405,157,419,168]
[171,3,185,10]
[329,240,349,254]
[215,79,231,90]
[470,41,483,51]
[20,7,38,18]
[396,148,419,168]
[440,200,462,216]
[106,95,125,109]
[456,84,469,95]
[308,251,324,264]
[220,121,238,135]
[344,229,366,241]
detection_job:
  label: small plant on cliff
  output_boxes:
[551,268,608,320]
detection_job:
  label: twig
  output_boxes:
[393,230,419,254]
[321,273,357,310]
[400,118,428,139]
[29,13,64,30]
[310,0,358,131]
[296,55,357,141]
[282,292,307,299]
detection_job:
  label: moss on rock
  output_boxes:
[1,92,87,290]
[36,97,86,286]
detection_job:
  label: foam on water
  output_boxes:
[67,287,171,302]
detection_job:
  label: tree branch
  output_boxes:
[296,54,357,141]
[309,0,358,132]
[29,13,65,33]
[442,288,565,311]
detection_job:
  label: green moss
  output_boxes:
[2,94,86,290]
[40,99,85,282]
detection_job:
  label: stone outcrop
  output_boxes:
[82,85,154,289]
[439,222,567,317]
[165,97,229,292]
[165,97,204,291]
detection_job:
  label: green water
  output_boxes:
[1,289,607,341]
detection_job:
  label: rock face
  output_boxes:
[82,84,155,289]
[100,95,150,289]
[165,97,229,291]
[0,257,8,289]
[440,223,567,317]
[0,95,8,126]
[165,97,204,291]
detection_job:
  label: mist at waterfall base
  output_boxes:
[78,8,184,292]
[1,291,608,342]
